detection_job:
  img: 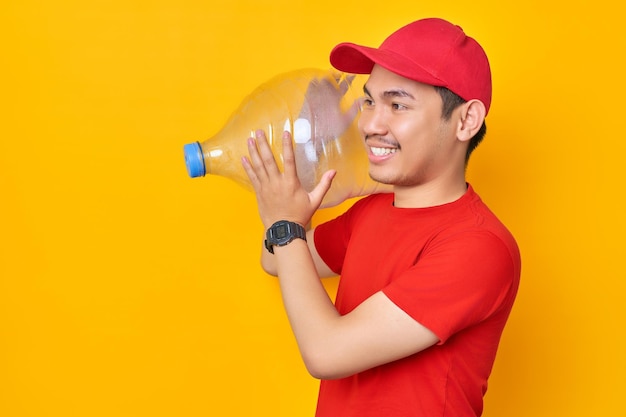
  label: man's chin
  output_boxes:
[369,172,395,186]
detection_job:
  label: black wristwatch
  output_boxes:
[264,220,307,254]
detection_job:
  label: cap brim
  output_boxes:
[330,42,445,87]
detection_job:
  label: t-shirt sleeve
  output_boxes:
[313,211,352,275]
[313,196,375,275]
[382,230,518,344]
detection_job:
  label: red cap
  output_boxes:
[330,18,492,114]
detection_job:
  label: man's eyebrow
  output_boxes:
[363,84,415,100]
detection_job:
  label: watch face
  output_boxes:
[273,222,292,244]
[275,223,289,240]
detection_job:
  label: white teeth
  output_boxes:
[371,146,397,156]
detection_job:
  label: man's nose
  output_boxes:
[359,107,388,138]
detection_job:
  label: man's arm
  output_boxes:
[272,238,438,380]
[242,130,437,379]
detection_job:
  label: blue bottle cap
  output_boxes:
[183,142,206,178]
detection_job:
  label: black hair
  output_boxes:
[434,86,487,165]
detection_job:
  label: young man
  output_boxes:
[241,18,521,417]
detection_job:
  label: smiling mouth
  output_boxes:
[370,146,397,156]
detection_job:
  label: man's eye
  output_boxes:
[392,103,407,110]
[361,97,374,107]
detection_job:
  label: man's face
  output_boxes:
[358,65,459,188]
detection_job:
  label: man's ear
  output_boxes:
[457,99,486,142]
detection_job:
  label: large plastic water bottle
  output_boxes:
[183,68,390,208]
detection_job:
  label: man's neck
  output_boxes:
[392,178,468,208]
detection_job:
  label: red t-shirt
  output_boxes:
[313,185,521,417]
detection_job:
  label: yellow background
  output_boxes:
[1,1,624,416]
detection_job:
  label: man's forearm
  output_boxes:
[273,239,340,378]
